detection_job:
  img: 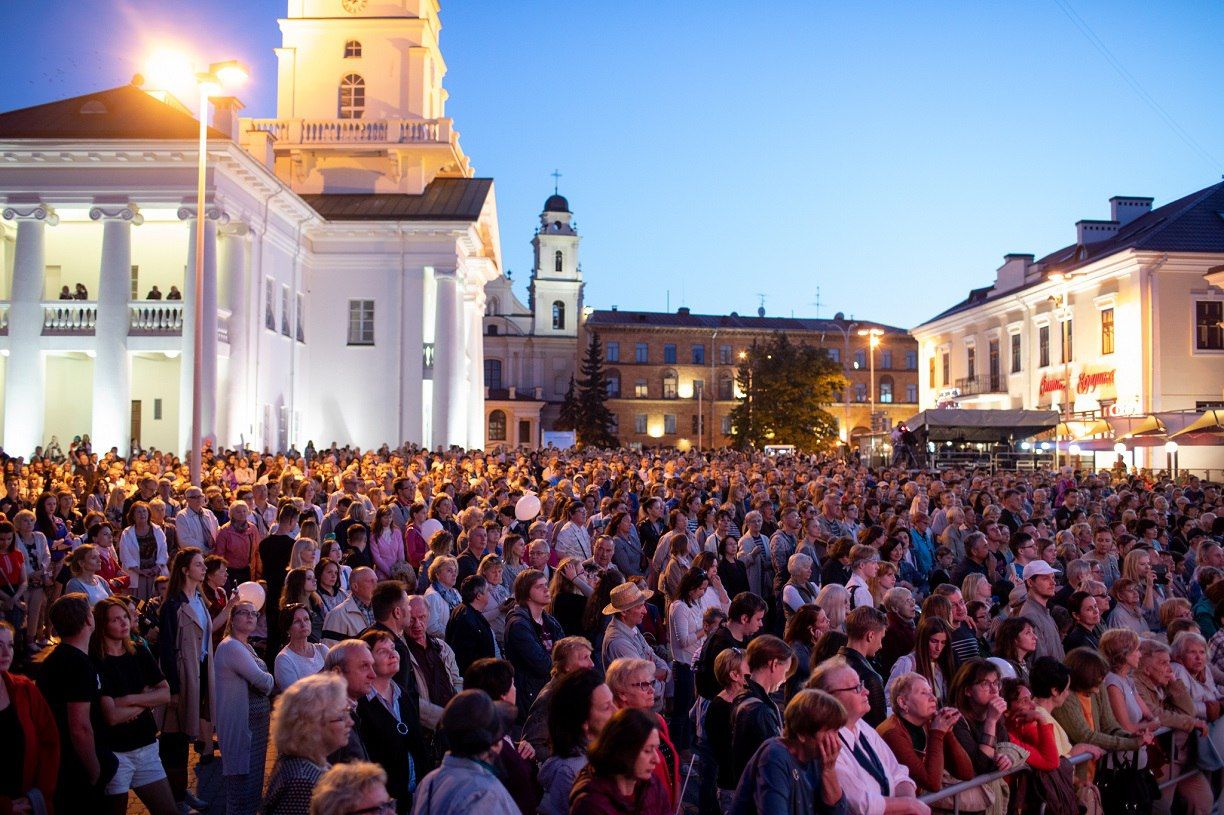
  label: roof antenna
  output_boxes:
[550,169,562,195]
[809,285,823,318]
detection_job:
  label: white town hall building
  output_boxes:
[0,0,501,457]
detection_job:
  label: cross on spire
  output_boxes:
[550,169,562,195]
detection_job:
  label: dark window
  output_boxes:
[966,346,976,380]
[634,414,647,433]
[663,344,677,364]
[1061,319,1073,364]
[988,339,1000,391]
[635,343,648,363]
[1011,333,1021,373]
[718,372,734,400]
[606,341,619,362]
[488,410,507,441]
[854,349,866,369]
[719,345,732,364]
[554,250,563,272]
[552,301,565,330]
[1101,308,1115,355]
[606,371,620,398]
[691,415,700,434]
[827,347,841,364]
[905,384,918,403]
[486,324,499,336]
[854,383,867,402]
[347,299,374,345]
[344,40,362,58]
[881,350,893,369]
[339,74,365,119]
[1196,301,1223,350]
[484,359,503,390]
[941,352,949,386]
[663,414,676,434]
[1039,325,1050,367]
[691,344,705,365]
[904,350,917,370]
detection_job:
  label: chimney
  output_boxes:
[210,96,245,141]
[1109,196,1153,227]
[993,253,1034,294]
[677,306,690,316]
[1076,220,1119,245]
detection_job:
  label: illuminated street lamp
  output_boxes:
[147,52,248,485]
[1165,440,1179,478]
[858,327,884,434]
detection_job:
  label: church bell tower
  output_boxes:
[530,193,583,338]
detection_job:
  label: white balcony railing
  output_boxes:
[129,301,183,335]
[246,117,453,146]
[43,300,97,334]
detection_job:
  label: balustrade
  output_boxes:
[129,301,183,335]
[247,117,448,145]
[42,300,97,334]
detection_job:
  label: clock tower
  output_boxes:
[255,0,471,193]
[530,193,583,338]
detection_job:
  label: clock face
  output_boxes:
[341,0,367,13]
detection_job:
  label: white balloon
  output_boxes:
[235,581,266,612]
[419,518,444,541]
[515,493,542,522]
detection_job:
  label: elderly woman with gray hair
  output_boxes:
[264,673,354,815]
[782,553,819,624]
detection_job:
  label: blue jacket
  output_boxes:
[411,755,519,815]
[731,738,849,815]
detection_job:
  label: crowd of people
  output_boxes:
[1,438,1223,815]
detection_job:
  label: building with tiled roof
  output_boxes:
[579,306,918,450]
[912,181,1224,470]
[0,1,500,456]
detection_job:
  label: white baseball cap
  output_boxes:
[1022,561,1061,580]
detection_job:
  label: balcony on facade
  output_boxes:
[955,375,1006,397]
[0,300,229,343]
[246,118,456,148]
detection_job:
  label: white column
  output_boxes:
[2,204,56,456]
[465,288,486,449]
[220,224,249,446]
[430,267,466,449]
[89,204,142,456]
[177,206,225,455]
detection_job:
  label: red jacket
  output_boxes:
[568,765,671,815]
[1,671,60,815]
[1006,718,1060,772]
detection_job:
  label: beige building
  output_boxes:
[912,181,1224,470]
[579,308,919,450]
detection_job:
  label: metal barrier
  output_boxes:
[915,726,1188,812]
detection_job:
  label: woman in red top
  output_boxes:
[0,620,61,814]
[0,523,26,633]
[1000,678,1060,771]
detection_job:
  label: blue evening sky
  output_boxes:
[1,1,1221,328]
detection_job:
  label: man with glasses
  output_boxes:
[810,656,928,815]
[1006,531,1040,584]
[174,487,219,555]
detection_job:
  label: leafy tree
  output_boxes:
[728,332,847,451]
[555,376,579,432]
[574,333,619,447]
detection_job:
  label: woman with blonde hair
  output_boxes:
[869,561,898,607]
[13,509,51,651]
[288,537,319,572]
[308,762,392,815]
[424,556,461,638]
[1122,547,1162,628]
[264,673,354,815]
[64,543,113,606]
[815,583,850,633]
[1100,628,1159,738]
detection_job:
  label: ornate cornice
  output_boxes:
[2,203,58,225]
[89,203,143,225]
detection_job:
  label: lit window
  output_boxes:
[1101,308,1115,355]
[1196,301,1223,350]
[854,383,867,402]
[635,381,648,398]
[339,74,365,119]
[662,370,678,399]
[344,40,362,58]
[721,415,732,435]
[941,352,949,386]
[879,376,894,403]
[347,299,375,345]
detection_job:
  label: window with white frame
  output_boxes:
[338,73,365,119]
[347,299,375,345]
[1196,301,1223,350]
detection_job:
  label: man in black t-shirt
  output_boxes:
[695,593,766,699]
[259,502,301,655]
[37,593,108,812]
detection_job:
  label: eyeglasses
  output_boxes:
[348,800,397,815]
[628,680,654,690]
[975,680,1001,690]
[232,609,258,618]
[828,681,867,694]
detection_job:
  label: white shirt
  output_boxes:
[274,643,329,692]
[668,599,705,665]
[845,574,871,609]
[834,719,915,815]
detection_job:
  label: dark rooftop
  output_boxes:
[300,178,493,222]
[920,180,1224,326]
[0,84,228,141]
[585,308,909,336]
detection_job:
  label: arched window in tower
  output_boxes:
[554,250,563,272]
[338,74,365,119]
[344,40,362,58]
[552,301,565,330]
[488,410,507,441]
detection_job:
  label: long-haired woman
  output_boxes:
[886,616,955,709]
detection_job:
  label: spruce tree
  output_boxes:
[575,333,619,447]
[555,376,580,432]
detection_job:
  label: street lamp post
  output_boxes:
[827,319,858,450]
[1049,272,1078,472]
[187,60,248,486]
[858,327,884,449]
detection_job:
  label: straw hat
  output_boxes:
[603,582,654,615]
